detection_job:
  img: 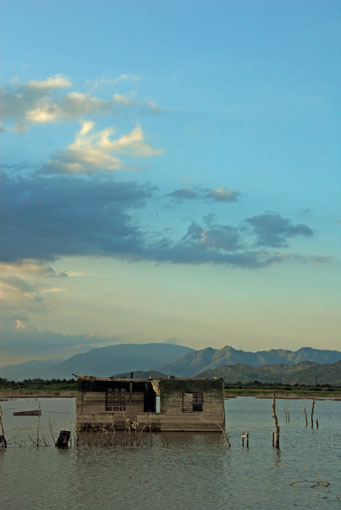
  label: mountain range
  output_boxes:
[0,343,193,380]
[1,343,341,382]
[197,360,341,386]
[161,345,341,377]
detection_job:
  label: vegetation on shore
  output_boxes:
[0,378,77,393]
[224,381,341,398]
[1,377,341,399]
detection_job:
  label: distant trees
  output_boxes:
[0,378,76,390]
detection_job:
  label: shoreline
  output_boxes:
[1,389,341,401]
[0,390,77,399]
[225,390,341,400]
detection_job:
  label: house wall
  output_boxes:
[157,379,225,431]
[76,378,225,432]
[76,381,146,430]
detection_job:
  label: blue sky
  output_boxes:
[1,0,340,364]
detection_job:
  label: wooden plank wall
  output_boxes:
[76,390,145,430]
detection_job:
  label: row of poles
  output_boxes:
[222,394,319,450]
[1,396,320,450]
[272,394,318,449]
[0,403,71,449]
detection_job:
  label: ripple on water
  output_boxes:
[0,397,340,510]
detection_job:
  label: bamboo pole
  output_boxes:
[272,394,280,449]
[36,401,41,448]
[304,408,308,427]
[0,406,7,448]
[311,400,316,429]
[218,425,231,447]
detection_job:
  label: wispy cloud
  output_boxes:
[0,75,161,131]
[168,185,240,203]
[0,276,42,305]
[42,121,164,174]
[0,260,55,277]
[168,187,199,201]
[1,172,323,270]
[26,74,72,90]
[246,213,314,247]
[88,74,141,89]
[205,186,240,202]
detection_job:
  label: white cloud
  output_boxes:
[25,101,59,124]
[44,121,164,174]
[26,74,72,89]
[64,271,87,277]
[0,276,41,304]
[42,287,65,293]
[87,74,141,89]
[0,260,55,277]
[206,186,240,202]
[113,93,135,106]
[15,319,27,330]
[1,75,160,130]
[112,74,140,85]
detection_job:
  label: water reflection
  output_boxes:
[0,397,340,509]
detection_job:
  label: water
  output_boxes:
[0,397,340,509]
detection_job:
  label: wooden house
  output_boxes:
[76,376,225,432]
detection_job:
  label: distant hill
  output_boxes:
[0,360,58,381]
[0,343,193,381]
[2,343,341,382]
[162,346,341,377]
[197,360,341,386]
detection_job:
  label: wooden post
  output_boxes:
[0,406,7,448]
[272,394,280,449]
[36,401,41,448]
[55,430,71,448]
[316,419,319,429]
[311,400,316,429]
[246,432,249,448]
[218,425,231,447]
[304,408,308,427]
[241,432,245,447]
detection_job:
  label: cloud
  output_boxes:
[42,121,164,174]
[143,219,277,268]
[112,74,140,85]
[15,319,27,330]
[0,75,161,131]
[168,187,199,201]
[0,171,155,262]
[113,93,135,106]
[26,74,72,89]
[246,213,314,247]
[63,271,87,278]
[168,185,240,203]
[0,260,55,277]
[88,74,141,89]
[205,186,240,202]
[1,171,320,270]
[181,221,240,251]
[42,287,65,294]
[0,273,65,330]
[0,323,119,361]
[0,276,42,311]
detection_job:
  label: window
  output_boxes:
[105,388,126,411]
[182,392,203,412]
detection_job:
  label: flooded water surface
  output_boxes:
[0,397,340,509]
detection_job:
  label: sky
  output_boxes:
[1,0,340,365]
